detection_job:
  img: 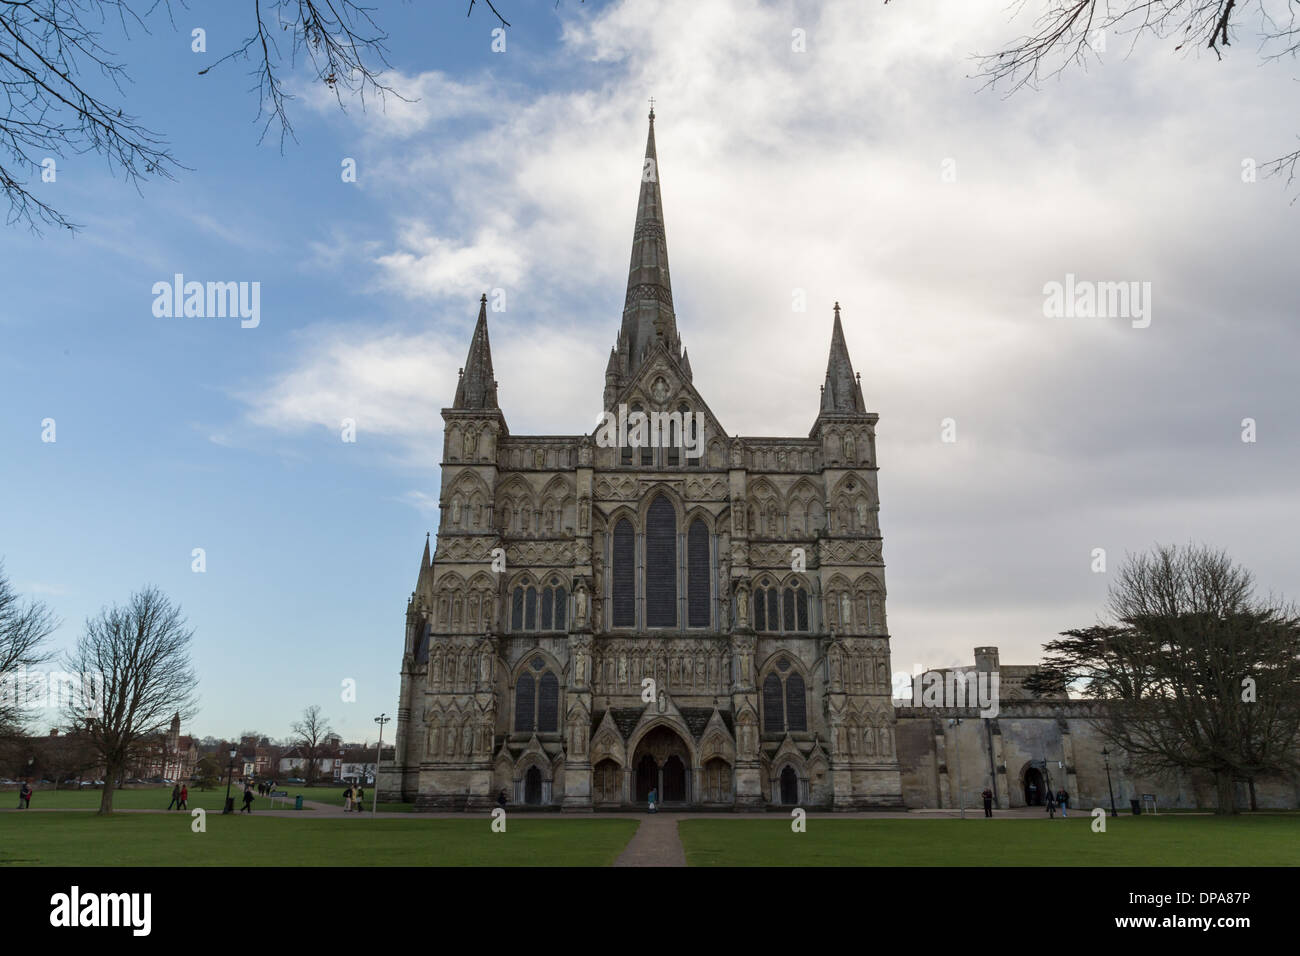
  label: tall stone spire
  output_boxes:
[453,294,498,410]
[611,105,686,387]
[415,532,433,601]
[821,302,866,413]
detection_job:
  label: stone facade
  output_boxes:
[895,647,1300,811]
[378,110,904,810]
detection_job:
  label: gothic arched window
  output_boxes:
[754,580,811,634]
[514,658,561,733]
[612,518,635,627]
[538,672,560,732]
[687,518,710,628]
[552,580,567,631]
[762,672,783,733]
[511,587,524,630]
[764,659,807,733]
[514,673,535,732]
[513,579,567,632]
[525,587,538,630]
[645,496,677,627]
[786,672,807,731]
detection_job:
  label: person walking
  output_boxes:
[1045,790,1057,818]
[343,785,353,812]
[647,787,658,814]
[496,789,508,810]
[981,787,993,818]
[241,785,254,813]
[167,783,181,810]
[354,786,365,812]
[179,784,189,810]
[17,782,32,809]
[1058,788,1069,818]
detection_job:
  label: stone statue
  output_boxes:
[578,437,593,466]
[465,429,477,455]
[450,498,461,524]
[844,432,855,462]
[840,592,852,628]
[574,582,588,628]
[730,439,743,468]
[857,502,869,532]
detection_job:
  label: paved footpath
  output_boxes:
[614,812,687,867]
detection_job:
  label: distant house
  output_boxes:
[339,747,395,784]
[133,713,199,781]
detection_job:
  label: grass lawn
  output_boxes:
[13,787,298,812]
[0,813,638,866]
[679,815,1300,866]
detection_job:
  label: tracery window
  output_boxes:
[514,657,560,733]
[762,657,808,733]
[687,518,710,628]
[645,495,677,627]
[752,578,811,633]
[612,518,636,627]
[511,578,567,632]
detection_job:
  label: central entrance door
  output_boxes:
[524,766,542,805]
[631,725,692,806]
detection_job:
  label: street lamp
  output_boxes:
[948,718,965,819]
[223,747,237,814]
[1101,747,1118,817]
[372,713,391,815]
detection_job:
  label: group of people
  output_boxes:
[15,782,32,809]
[166,783,189,810]
[253,780,278,797]
[978,786,1070,817]
[341,784,368,812]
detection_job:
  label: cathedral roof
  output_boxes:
[452,294,498,410]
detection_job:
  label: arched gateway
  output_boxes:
[632,725,693,805]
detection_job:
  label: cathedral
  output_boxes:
[379,109,904,810]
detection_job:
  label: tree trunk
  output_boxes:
[1214,772,1236,815]
[1248,777,1257,812]
[98,763,120,814]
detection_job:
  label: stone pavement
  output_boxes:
[613,812,687,867]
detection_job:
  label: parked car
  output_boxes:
[286,777,306,784]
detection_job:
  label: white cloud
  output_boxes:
[243,0,1300,664]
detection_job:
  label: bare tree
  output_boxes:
[903,0,1300,192]
[1,0,404,233]
[63,586,198,814]
[290,704,333,785]
[1034,544,1300,813]
[0,560,59,732]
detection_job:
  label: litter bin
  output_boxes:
[294,794,303,811]
[224,796,235,814]
[1130,798,1141,815]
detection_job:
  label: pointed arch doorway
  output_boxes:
[632,725,692,806]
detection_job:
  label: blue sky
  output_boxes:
[3,0,1299,743]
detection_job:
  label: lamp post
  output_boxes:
[223,747,237,814]
[948,717,965,819]
[373,713,390,815]
[1102,747,1118,817]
